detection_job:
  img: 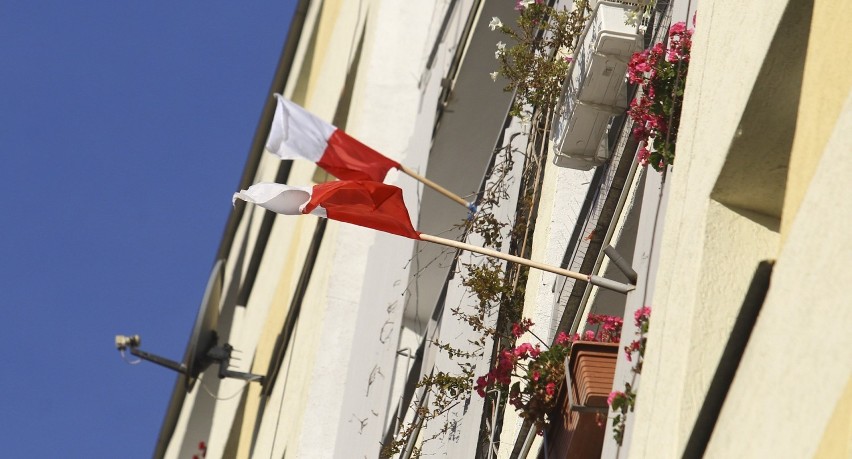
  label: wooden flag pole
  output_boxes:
[419,233,589,282]
[399,165,470,209]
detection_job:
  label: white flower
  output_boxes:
[490,71,499,82]
[489,17,503,31]
[495,41,506,59]
[522,0,535,7]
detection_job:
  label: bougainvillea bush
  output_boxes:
[627,22,693,171]
[475,314,623,434]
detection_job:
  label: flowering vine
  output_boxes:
[489,0,591,117]
[384,3,610,454]
[607,387,636,445]
[627,22,693,171]
[608,307,651,445]
[624,306,650,372]
[475,314,623,434]
[381,134,530,458]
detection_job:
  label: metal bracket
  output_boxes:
[603,245,638,283]
[115,334,265,385]
[589,275,636,294]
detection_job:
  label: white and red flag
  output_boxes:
[233,182,621,290]
[234,180,421,239]
[266,95,401,182]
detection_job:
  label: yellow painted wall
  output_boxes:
[813,376,852,459]
[631,1,852,457]
[628,1,794,455]
[704,88,852,458]
[224,1,372,456]
[781,0,852,240]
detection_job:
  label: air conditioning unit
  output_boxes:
[551,2,643,170]
[553,131,610,171]
[552,97,616,171]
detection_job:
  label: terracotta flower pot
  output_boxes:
[545,342,618,459]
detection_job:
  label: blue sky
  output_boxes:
[0,1,296,456]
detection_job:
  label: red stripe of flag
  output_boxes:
[319,130,401,182]
[302,181,420,240]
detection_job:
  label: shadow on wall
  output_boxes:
[710,0,814,226]
[681,1,816,457]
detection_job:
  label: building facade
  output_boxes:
[149,0,852,458]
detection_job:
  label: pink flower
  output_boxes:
[601,316,623,333]
[512,319,535,338]
[555,331,571,344]
[532,371,541,381]
[512,318,534,338]
[637,146,650,166]
[627,49,652,82]
[607,390,625,406]
[651,42,665,59]
[514,342,536,359]
[634,306,651,326]
[494,350,516,384]
[475,376,489,397]
[545,382,556,396]
[667,49,680,62]
[666,33,692,62]
[669,21,687,36]
[530,345,541,358]
[583,314,623,342]
[633,60,651,74]
[643,113,666,133]
[624,340,641,361]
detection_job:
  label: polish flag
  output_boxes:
[234,180,421,240]
[266,95,401,182]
